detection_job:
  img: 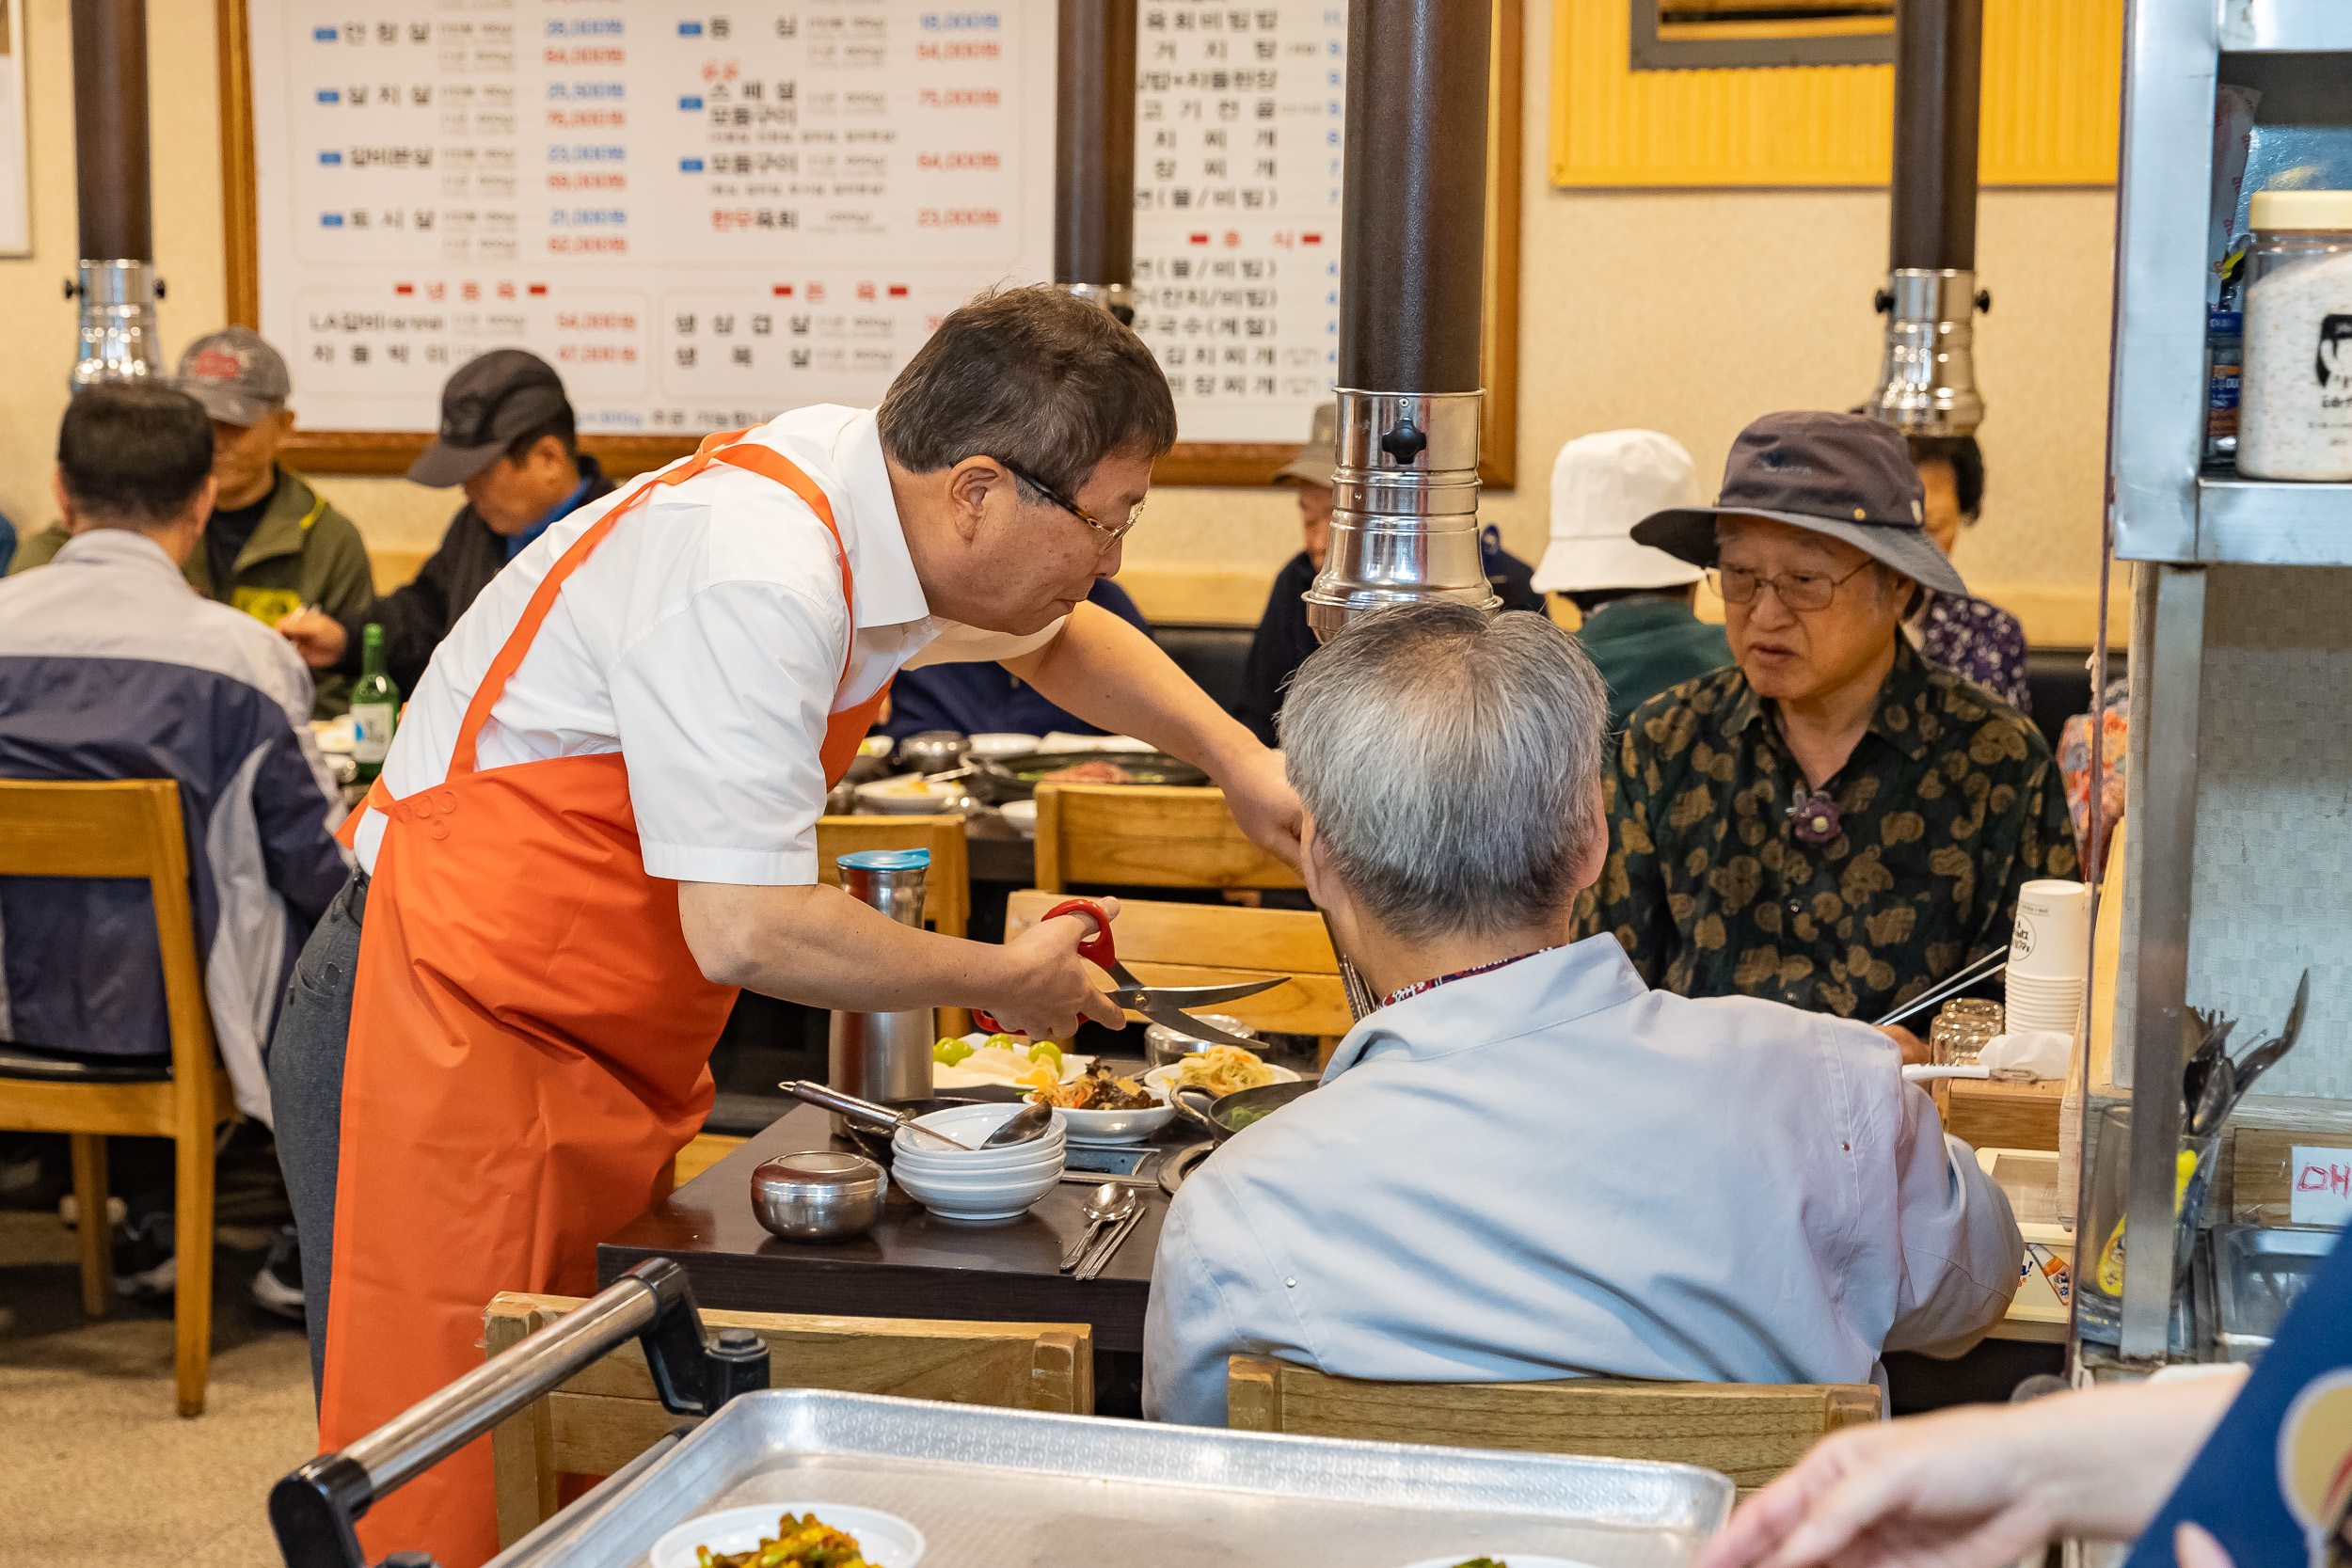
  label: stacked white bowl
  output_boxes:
[889,1102,1067,1222]
[2005,879,2091,1034]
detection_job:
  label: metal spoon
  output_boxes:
[1062,1185,1137,1274]
[983,1102,1054,1148]
[1060,1183,1130,1271]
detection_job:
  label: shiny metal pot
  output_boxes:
[750,1151,888,1243]
[1144,1014,1257,1068]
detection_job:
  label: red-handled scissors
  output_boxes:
[972,896,1284,1049]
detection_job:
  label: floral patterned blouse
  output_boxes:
[1915,593,2032,716]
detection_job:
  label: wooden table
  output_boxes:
[599,1101,1169,1354]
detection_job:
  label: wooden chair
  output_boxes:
[1227,1356,1880,1491]
[1033,784,1302,894]
[0,780,236,1417]
[485,1293,1093,1545]
[818,814,971,1036]
[1007,889,1352,1037]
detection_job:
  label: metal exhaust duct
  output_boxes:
[1303,0,1497,644]
[68,0,160,391]
[1051,0,1137,323]
[1869,0,1987,436]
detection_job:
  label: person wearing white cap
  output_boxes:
[1237,404,1543,746]
[1534,430,1731,734]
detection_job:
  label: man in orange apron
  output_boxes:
[267,287,1303,1567]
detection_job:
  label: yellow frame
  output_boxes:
[1552,0,2122,188]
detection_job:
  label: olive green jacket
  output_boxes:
[9,467,375,717]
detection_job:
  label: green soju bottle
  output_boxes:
[350,624,400,784]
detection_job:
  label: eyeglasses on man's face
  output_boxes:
[998,458,1146,554]
[1708,558,1875,614]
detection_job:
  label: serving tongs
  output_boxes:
[974,896,1286,1051]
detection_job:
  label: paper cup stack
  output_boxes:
[2005,879,2090,1034]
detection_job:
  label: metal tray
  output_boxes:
[488,1388,1732,1568]
[2213,1223,2336,1362]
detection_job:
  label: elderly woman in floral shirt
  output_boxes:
[1907,434,2032,715]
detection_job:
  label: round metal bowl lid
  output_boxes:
[753,1151,884,1189]
[835,848,930,870]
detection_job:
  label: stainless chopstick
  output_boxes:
[1872,950,2009,1031]
[1077,1206,1146,1281]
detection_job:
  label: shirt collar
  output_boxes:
[833,407,930,629]
[54,527,190,583]
[506,472,596,560]
[1720,638,1934,764]
[1323,936,1650,1083]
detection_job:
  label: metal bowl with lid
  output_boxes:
[751,1150,889,1243]
[1144,1013,1257,1068]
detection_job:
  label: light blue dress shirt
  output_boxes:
[1141,935,2024,1427]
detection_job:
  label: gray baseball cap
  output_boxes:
[408,348,574,487]
[1273,402,1337,488]
[1629,410,1966,598]
[175,327,290,426]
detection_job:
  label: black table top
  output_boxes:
[598,1100,1184,1353]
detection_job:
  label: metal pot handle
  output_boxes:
[1169,1083,1222,1135]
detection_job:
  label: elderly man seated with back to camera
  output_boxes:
[1140,601,2021,1429]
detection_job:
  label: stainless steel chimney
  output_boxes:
[1051,0,1137,323]
[68,0,161,391]
[1869,0,1986,436]
[1303,0,1497,643]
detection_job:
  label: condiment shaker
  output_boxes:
[2235,189,2352,482]
[828,848,934,1122]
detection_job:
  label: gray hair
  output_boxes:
[1278,602,1610,942]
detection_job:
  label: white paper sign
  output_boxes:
[2289,1145,2352,1228]
[246,0,1057,435]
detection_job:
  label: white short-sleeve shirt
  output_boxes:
[356,404,1061,884]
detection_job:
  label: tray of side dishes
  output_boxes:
[485,1388,1731,1568]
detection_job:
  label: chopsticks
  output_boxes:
[1075,1205,1146,1281]
[1871,948,2008,1031]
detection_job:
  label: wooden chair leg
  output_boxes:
[69,1134,109,1319]
[173,1125,215,1418]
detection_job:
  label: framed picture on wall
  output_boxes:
[215,0,1519,487]
[0,0,33,257]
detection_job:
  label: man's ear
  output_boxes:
[1568,776,1609,892]
[190,474,219,531]
[51,467,77,533]
[1297,809,1343,915]
[942,457,1009,544]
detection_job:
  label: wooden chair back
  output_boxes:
[1034,784,1303,893]
[0,780,215,1090]
[485,1293,1094,1545]
[1007,889,1351,1037]
[816,814,969,937]
[0,780,231,1416]
[1227,1356,1880,1490]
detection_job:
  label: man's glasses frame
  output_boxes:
[1708,557,1876,613]
[998,458,1144,553]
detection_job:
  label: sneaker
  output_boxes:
[250,1225,305,1321]
[112,1211,176,1298]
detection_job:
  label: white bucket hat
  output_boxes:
[1532,429,1706,594]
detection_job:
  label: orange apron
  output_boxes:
[320,433,888,1568]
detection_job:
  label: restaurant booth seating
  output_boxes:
[1227,1356,1880,1492]
[484,1292,1094,1546]
[0,779,236,1418]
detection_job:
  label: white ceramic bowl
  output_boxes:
[652,1503,926,1568]
[854,774,964,816]
[1142,1061,1303,1101]
[966,732,1041,758]
[1029,1080,1178,1146]
[892,1160,1063,1221]
[998,799,1039,837]
[890,1140,1066,1181]
[891,1103,1068,1164]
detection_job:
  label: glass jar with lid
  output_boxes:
[1931,997,2005,1067]
[2236,189,2352,482]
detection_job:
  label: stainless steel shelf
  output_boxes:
[2190,477,2352,564]
[2220,0,2352,52]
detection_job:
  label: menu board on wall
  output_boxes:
[228,0,1516,480]
[243,0,1057,438]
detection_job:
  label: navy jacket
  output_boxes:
[880,578,1152,741]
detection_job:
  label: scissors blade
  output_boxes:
[1107,976,1287,1008]
[1135,1000,1266,1051]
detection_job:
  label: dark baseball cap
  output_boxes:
[175,327,290,426]
[408,348,574,487]
[1630,410,1966,598]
